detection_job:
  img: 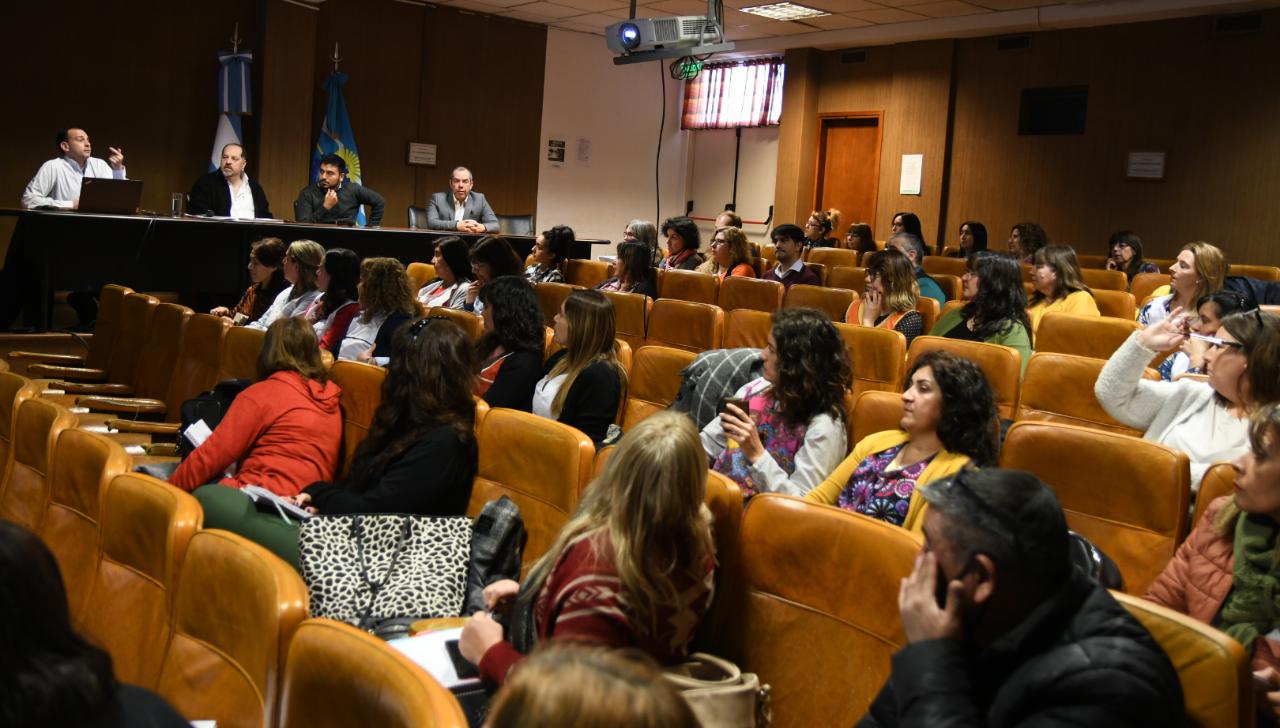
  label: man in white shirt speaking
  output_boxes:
[186,143,273,219]
[425,166,500,233]
[21,128,126,209]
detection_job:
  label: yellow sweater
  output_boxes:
[1026,290,1099,333]
[804,429,971,533]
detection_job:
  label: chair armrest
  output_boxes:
[51,381,134,395]
[27,364,107,381]
[8,351,87,365]
[104,419,181,438]
[76,396,167,416]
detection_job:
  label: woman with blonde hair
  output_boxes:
[339,257,420,363]
[804,208,841,249]
[459,412,716,686]
[696,226,756,280]
[246,239,324,330]
[533,290,627,445]
[1140,240,1227,328]
[846,248,924,346]
[1026,244,1099,333]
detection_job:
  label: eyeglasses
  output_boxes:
[408,314,451,340]
[1189,332,1244,350]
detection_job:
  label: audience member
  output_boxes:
[173,316,341,496]
[1166,290,1258,380]
[485,646,700,728]
[804,208,841,249]
[464,235,523,316]
[846,222,877,255]
[425,166,499,233]
[930,251,1033,374]
[293,153,385,227]
[1007,221,1048,263]
[187,143,271,219]
[887,232,946,307]
[714,209,742,229]
[340,257,419,364]
[525,225,573,283]
[0,521,188,727]
[596,241,658,299]
[763,224,820,290]
[696,226,756,280]
[1139,240,1227,328]
[210,237,287,324]
[857,468,1184,726]
[623,219,661,266]
[477,276,546,411]
[1025,244,1099,333]
[1146,403,1280,719]
[806,351,997,529]
[847,248,924,347]
[890,211,924,248]
[703,307,851,497]
[535,290,627,445]
[951,220,987,259]
[459,412,715,685]
[417,236,473,309]
[1096,307,1280,488]
[310,247,361,356]
[22,127,126,209]
[1106,230,1159,282]
[246,239,324,331]
[659,217,706,271]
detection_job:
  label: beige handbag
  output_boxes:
[664,652,772,728]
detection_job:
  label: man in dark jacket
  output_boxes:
[187,143,272,219]
[293,153,385,227]
[859,469,1185,727]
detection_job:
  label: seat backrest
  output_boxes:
[1130,272,1169,305]
[703,495,920,727]
[783,284,854,323]
[41,429,130,625]
[835,323,906,397]
[806,247,860,269]
[1192,463,1236,530]
[407,205,428,229]
[106,292,160,386]
[563,259,612,289]
[599,289,650,351]
[1016,352,1147,437]
[1000,421,1190,594]
[81,473,202,689]
[659,269,719,304]
[760,244,777,267]
[1076,253,1109,269]
[1036,312,1141,360]
[907,336,1021,419]
[694,471,745,654]
[162,313,231,420]
[851,390,905,445]
[0,397,76,531]
[133,303,193,398]
[406,262,436,289]
[645,299,724,353]
[914,296,940,333]
[85,283,133,370]
[921,255,967,277]
[622,345,697,430]
[723,308,772,349]
[717,276,784,313]
[1112,592,1252,728]
[805,261,827,285]
[329,360,387,477]
[470,408,594,570]
[0,371,30,474]
[826,266,866,294]
[1093,289,1138,319]
[279,618,466,728]
[932,273,961,302]
[219,326,266,381]
[157,529,308,728]
[428,306,483,341]
[1229,263,1280,281]
[1081,268,1129,291]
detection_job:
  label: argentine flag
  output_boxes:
[311,72,366,226]
[209,50,252,172]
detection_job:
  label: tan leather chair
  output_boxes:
[80,472,202,688]
[622,345,696,430]
[1130,272,1169,305]
[760,244,777,267]
[1093,289,1138,319]
[724,308,772,349]
[702,495,921,727]
[219,326,266,381]
[278,619,466,728]
[1192,462,1236,531]
[0,371,34,474]
[614,339,634,384]
[915,296,940,333]
[1016,352,1148,437]
[0,397,77,531]
[1081,268,1129,291]
[40,429,130,624]
[31,292,158,388]
[534,282,577,326]
[826,266,865,294]
[1113,592,1253,728]
[428,306,483,341]
[835,322,906,397]
[1000,421,1190,594]
[659,269,719,304]
[10,283,132,370]
[83,303,192,403]
[850,390,905,445]
[155,529,308,728]
[694,471,745,655]
[1230,263,1280,281]
[932,273,961,302]
[783,284,854,323]
[599,289,651,351]
[1036,312,1141,360]
[807,247,860,269]
[907,336,1021,419]
[564,259,612,289]
[717,276,784,313]
[939,299,965,323]
[921,255,967,278]
[471,407,594,570]
[406,262,436,290]
[645,299,724,353]
[329,360,387,477]
[805,261,827,285]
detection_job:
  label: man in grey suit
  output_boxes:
[425,166,499,233]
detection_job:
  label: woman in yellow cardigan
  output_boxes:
[806,351,998,532]
[1025,244,1100,333]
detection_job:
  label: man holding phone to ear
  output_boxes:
[858,469,1184,727]
[293,153,385,227]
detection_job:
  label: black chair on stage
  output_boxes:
[407,206,429,229]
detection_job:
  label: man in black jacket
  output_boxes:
[187,143,272,219]
[859,469,1185,728]
[293,153,385,227]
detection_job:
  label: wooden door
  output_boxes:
[814,114,881,229]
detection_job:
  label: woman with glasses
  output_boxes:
[929,251,1033,376]
[246,239,324,330]
[1158,290,1256,381]
[846,248,924,347]
[1096,306,1280,489]
[803,209,840,250]
[1104,230,1159,284]
[805,351,998,531]
[622,219,660,266]
[211,237,288,324]
[696,226,756,280]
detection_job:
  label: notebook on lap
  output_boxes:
[78,178,143,215]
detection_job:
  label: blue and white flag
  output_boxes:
[311,72,366,226]
[209,50,253,172]
[209,113,243,172]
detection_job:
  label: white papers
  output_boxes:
[899,154,923,195]
[242,485,312,520]
[42,389,65,395]
[124,445,147,455]
[388,627,480,690]
[69,406,90,414]
[184,419,213,448]
[82,424,114,434]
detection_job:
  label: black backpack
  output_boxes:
[176,378,253,458]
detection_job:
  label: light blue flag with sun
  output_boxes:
[310,72,365,226]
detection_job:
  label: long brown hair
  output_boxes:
[257,316,327,383]
[770,308,851,428]
[1029,244,1091,304]
[357,257,419,323]
[286,240,324,297]
[866,248,919,313]
[549,290,628,416]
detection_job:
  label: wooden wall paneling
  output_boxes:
[773,48,822,230]
[259,0,318,221]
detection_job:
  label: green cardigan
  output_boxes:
[929,308,1032,376]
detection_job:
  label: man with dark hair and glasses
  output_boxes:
[858,468,1185,727]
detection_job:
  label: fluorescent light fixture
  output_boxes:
[738,2,829,21]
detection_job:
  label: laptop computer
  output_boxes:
[77,178,143,215]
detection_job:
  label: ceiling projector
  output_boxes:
[606,0,734,64]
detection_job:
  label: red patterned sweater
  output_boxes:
[478,531,715,685]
